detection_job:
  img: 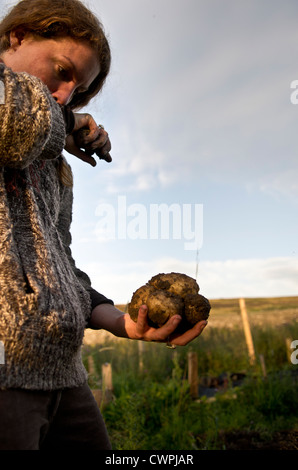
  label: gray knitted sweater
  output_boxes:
[0,63,112,390]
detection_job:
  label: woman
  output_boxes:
[0,0,207,450]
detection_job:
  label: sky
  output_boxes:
[1,0,298,304]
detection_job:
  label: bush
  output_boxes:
[83,318,298,450]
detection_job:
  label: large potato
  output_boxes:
[148,272,199,297]
[128,272,211,331]
[127,284,155,322]
[146,290,184,327]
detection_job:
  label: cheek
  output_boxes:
[41,77,57,93]
[25,59,56,91]
[34,70,58,93]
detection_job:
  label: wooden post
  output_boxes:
[88,355,96,376]
[259,354,267,378]
[92,389,103,407]
[102,362,113,404]
[188,351,199,398]
[102,362,113,391]
[88,355,102,407]
[138,341,144,373]
[89,358,113,408]
[239,298,256,365]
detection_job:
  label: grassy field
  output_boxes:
[82,296,298,450]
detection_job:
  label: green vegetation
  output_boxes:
[82,297,298,450]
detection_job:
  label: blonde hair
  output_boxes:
[56,157,73,187]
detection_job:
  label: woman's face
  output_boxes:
[2,32,100,106]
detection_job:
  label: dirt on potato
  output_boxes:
[128,272,211,331]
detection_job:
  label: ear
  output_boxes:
[9,29,26,50]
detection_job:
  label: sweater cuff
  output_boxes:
[61,106,75,135]
[89,287,114,311]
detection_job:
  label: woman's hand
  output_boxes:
[124,305,208,347]
[90,303,207,347]
[64,112,111,166]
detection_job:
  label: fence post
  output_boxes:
[88,355,102,407]
[88,355,96,376]
[259,354,267,378]
[239,298,256,365]
[188,351,199,398]
[102,362,113,403]
[88,357,113,407]
[138,341,144,373]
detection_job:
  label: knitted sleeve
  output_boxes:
[0,63,65,169]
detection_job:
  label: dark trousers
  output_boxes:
[0,382,111,450]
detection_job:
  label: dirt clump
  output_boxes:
[128,272,211,332]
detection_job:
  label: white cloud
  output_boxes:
[80,255,298,304]
[200,257,298,299]
[258,168,298,204]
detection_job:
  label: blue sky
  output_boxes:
[2,0,298,303]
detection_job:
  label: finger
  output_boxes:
[97,136,112,156]
[65,135,97,166]
[135,305,149,337]
[94,138,112,162]
[171,320,208,346]
[69,145,97,166]
[75,127,102,146]
[74,149,97,167]
[99,152,112,163]
[73,113,98,135]
[75,129,112,162]
[147,315,182,342]
[91,129,110,147]
[89,132,111,157]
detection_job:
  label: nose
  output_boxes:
[52,83,76,106]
